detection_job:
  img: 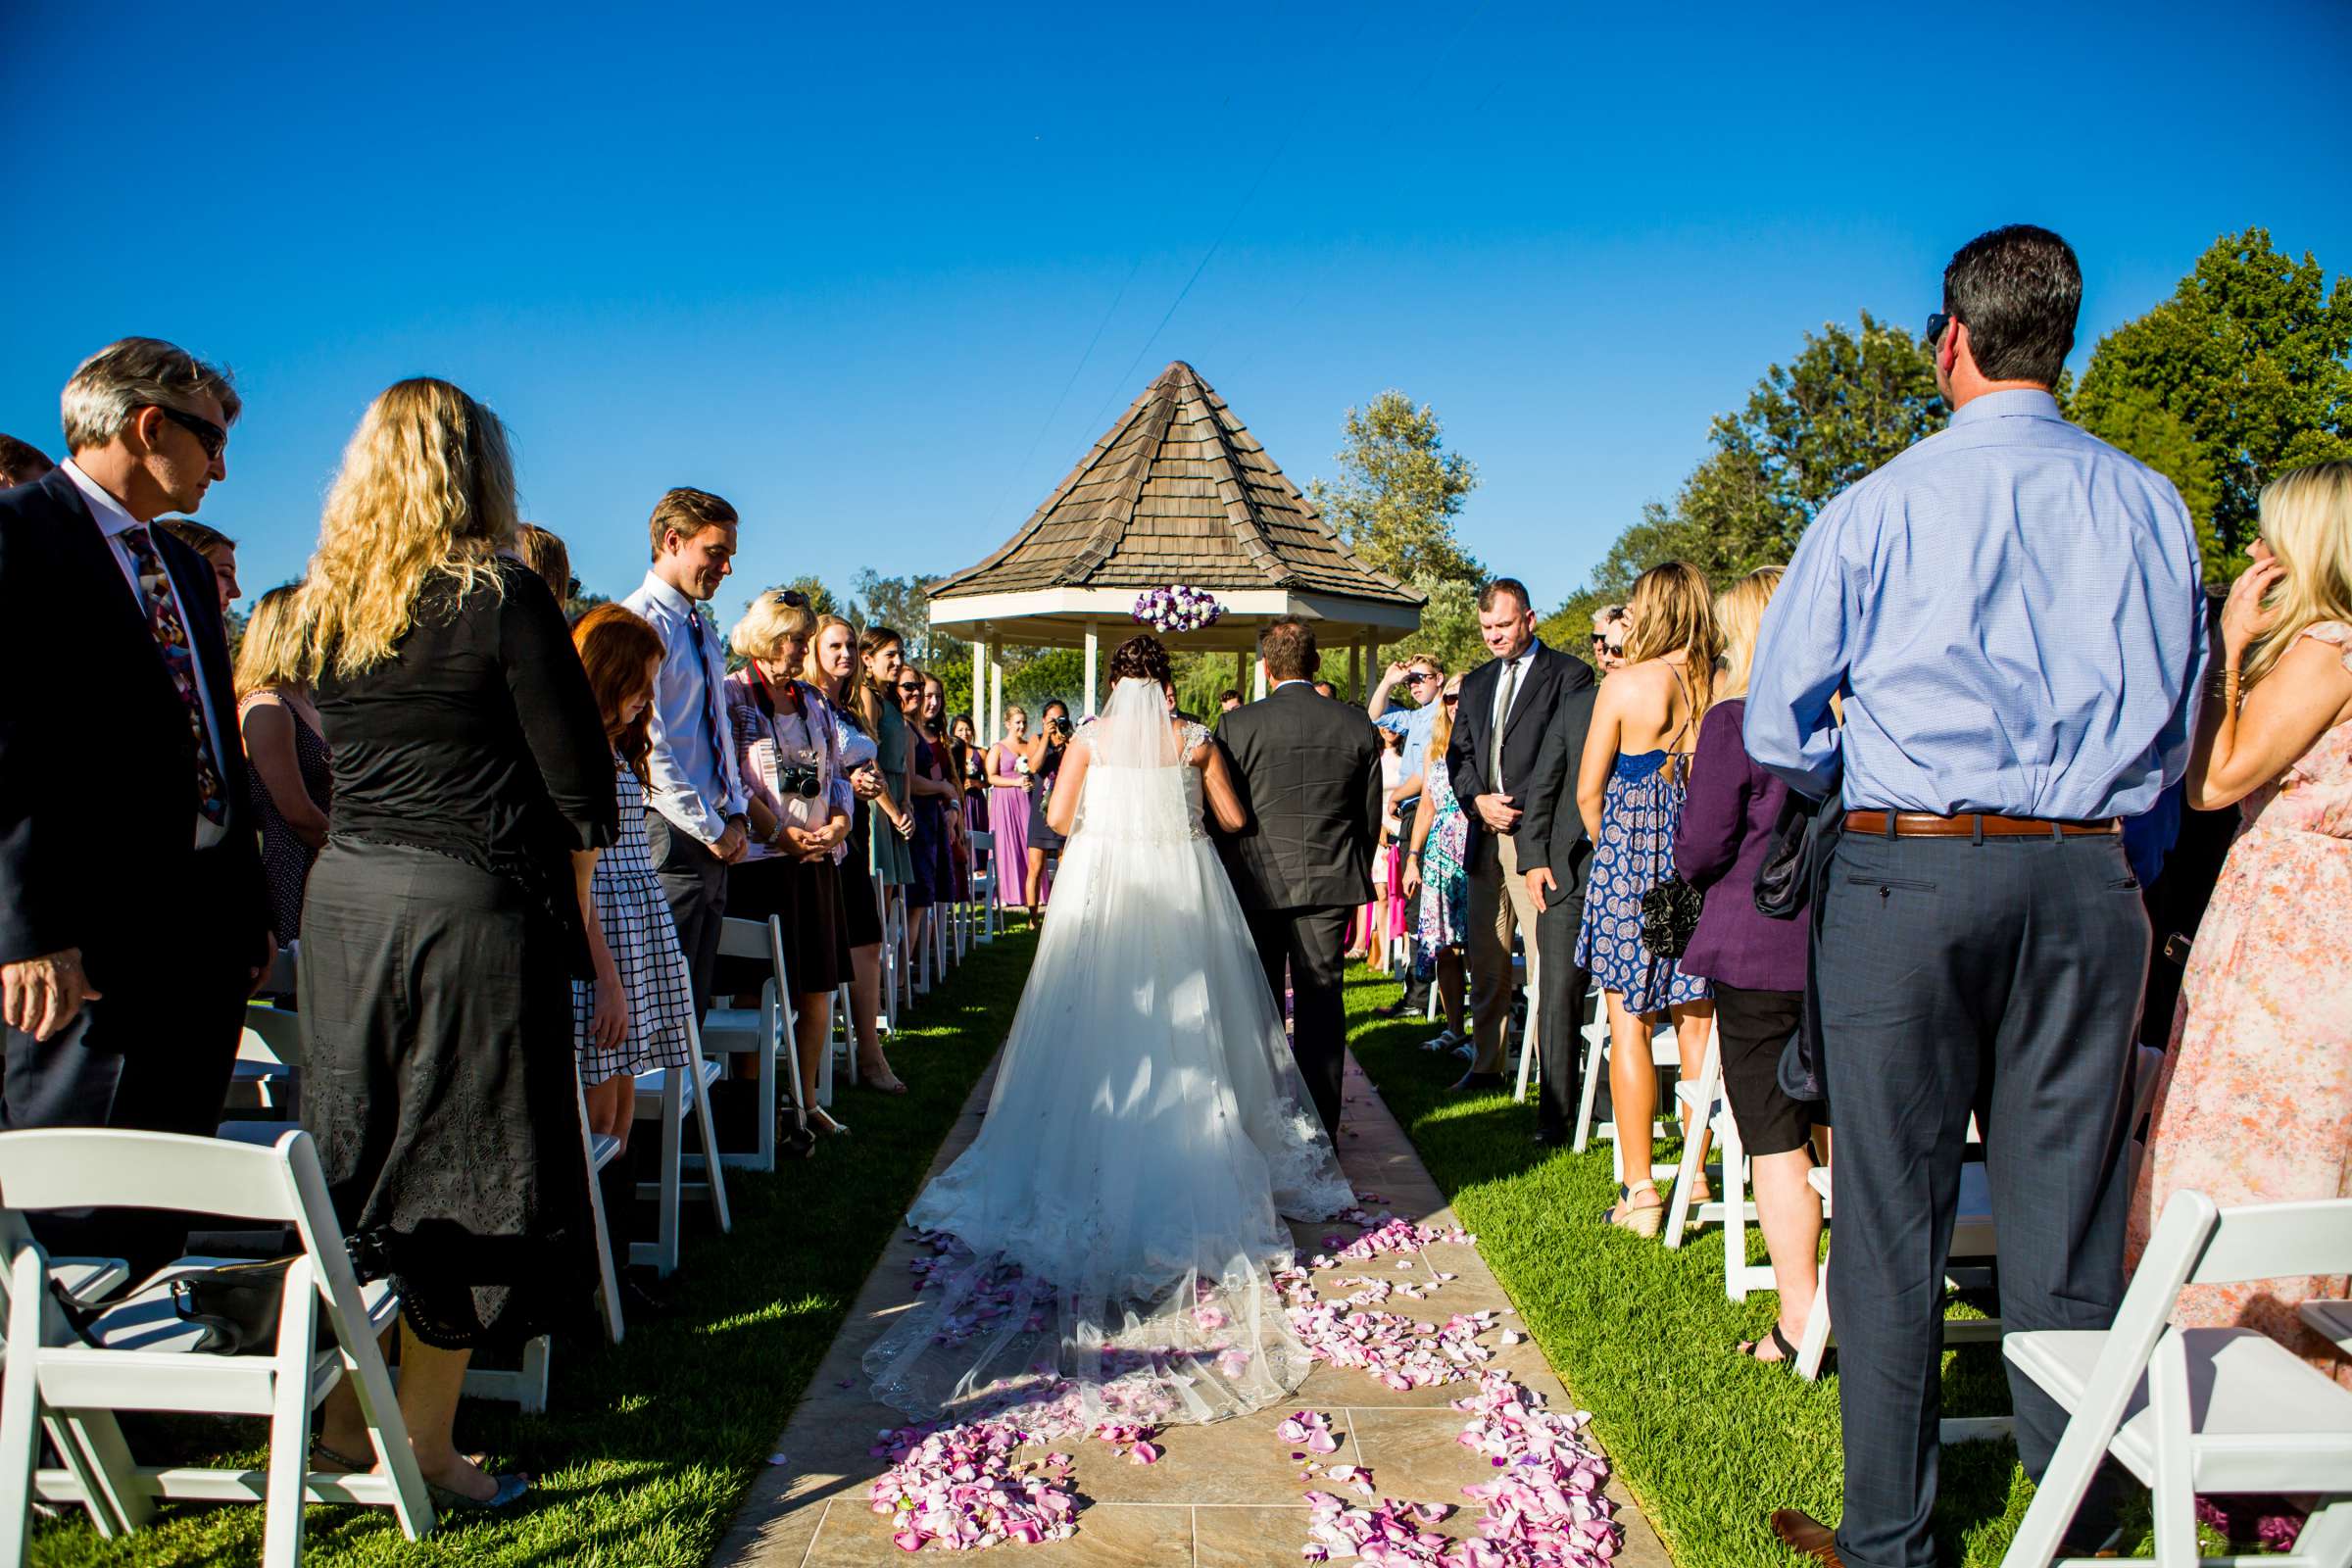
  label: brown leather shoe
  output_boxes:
[1769,1509,1844,1567]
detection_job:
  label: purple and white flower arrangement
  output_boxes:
[1130,584,1223,635]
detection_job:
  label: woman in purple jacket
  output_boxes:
[1673,565,1826,1367]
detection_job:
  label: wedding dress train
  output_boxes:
[862,677,1353,1432]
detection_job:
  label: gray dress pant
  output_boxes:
[647,809,728,1021]
[1819,828,2147,1568]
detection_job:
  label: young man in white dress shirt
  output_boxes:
[622,487,750,1018]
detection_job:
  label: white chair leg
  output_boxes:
[2,1253,49,1563]
[1665,1042,1720,1250]
[574,1077,624,1344]
[686,1035,732,1237]
[260,1281,318,1568]
[1721,1098,1759,1300]
[632,1076,684,1278]
[1513,978,1542,1104]
[1572,1023,1606,1153]
[1793,1250,1833,1381]
[2287,1499,2352,1568]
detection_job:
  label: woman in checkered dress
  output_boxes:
[570,606,695,1142]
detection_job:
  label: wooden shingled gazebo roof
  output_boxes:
[929,361,1425,655]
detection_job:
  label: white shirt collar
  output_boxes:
[1271,678,1311,691]
[60,458,144,537]
[636,568,693,616]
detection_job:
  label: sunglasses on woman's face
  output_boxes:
[1442,694,1459,707]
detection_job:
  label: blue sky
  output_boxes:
[5,0,2348,618]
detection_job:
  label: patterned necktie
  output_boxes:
[684,609,731,779]
[1492,658,1521,791]
[119,525,228,827]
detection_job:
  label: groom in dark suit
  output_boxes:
[1445,578,1593,1095]
[1215,617,1384,1137]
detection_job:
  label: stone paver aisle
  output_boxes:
[711,1055,1671,1568]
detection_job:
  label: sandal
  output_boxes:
[314,1441,524,1509]
[858,1059,909,1094]
[1737,1321,1800,1370]
[808,1108,852,1138]
[1600,1182,1664,1239]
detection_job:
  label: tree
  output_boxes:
[1544,312,1942,662]
[2072,226,2352,573]
[783,575,841,619]
[1308,391,1484,586]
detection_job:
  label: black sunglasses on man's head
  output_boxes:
[154,404,227,461]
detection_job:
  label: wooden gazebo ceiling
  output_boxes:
[930,361,1427,619]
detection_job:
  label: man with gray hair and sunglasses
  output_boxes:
[0,337,273,1265]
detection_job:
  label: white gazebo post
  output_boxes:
[1252,657,1268,701]
[1235,650,1248,702]
[989,647,1004,743]
[970,635,987,736]
[1082,622,1100,716]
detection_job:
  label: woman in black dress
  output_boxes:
[294,379,614,1510]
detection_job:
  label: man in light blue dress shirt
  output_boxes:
[623,487,751,1018]
[1747,227,2206,1568]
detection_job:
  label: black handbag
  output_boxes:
[1637,666,1704,959]
[171,1256,302,1355]
[1639,875,1704,958]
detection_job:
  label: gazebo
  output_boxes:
[930,361,1424,733]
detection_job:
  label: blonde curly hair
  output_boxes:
[2242,461,2352,695]
[294,378,519,680]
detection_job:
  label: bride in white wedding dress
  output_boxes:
[863,635,1354,1433]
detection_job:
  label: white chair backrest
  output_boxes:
[0,1127,308,1228]
[2188,1195,2352,1286]
[238,1006,304,1067]
[715,916,773,962]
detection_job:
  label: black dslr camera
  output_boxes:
[1048,714,1075,741]
[776,760,824,799]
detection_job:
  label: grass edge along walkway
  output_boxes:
[1340,962,2062,1568]
[27,929,1042,1568]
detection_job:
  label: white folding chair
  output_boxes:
[463,1073,625,1412]
[1571,1014,1684,1183]
[701,916,801,1174]
[628,952,733,1278]
[2002,1191,2352,1568]
[226,1005,304,1121]
[0,1127,432,1566]
[1662,1037,1776,1298]
[970,830,998,944]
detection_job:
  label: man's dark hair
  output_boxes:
[1477,577,1533,614]
[0,433,55,487]
[1259,615,1319,682]
[1217,688,1241,705]
[1943,224,2082,386]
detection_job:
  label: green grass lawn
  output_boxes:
[27,929,1039,1568]
[1340,962,2048,1568]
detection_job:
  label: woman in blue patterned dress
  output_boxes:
[1401,675,1470,1052]
[1574,562,1719,1236]
[570,606,696,1152]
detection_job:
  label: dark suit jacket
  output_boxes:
[1514,669,1601,903]
[0,466,269,987]
[1213,680,1384,911]
[1447,641,1592,869]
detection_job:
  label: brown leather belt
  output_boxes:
[1844,810,2120,839]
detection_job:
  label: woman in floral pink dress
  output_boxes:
[2129,460,2352,1388]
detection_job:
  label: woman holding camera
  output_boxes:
[1019,699,1074,915]
[726,590,870,1128]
